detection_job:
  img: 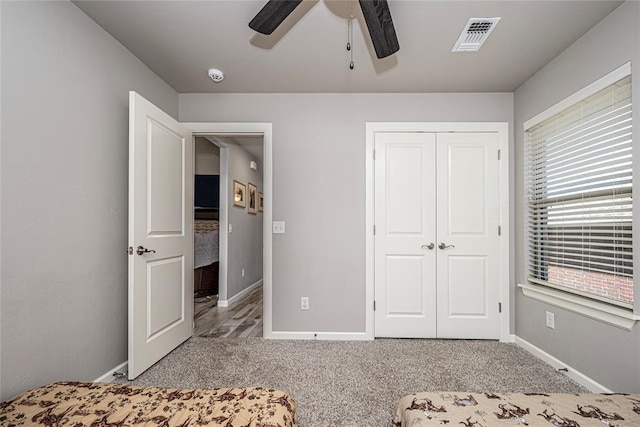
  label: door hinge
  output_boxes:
[499,302,502,313]
[373,225,376,235]
[373,149,376,160]
[374,300,376,311]
[498,225,502,236]
[498,149,501,160]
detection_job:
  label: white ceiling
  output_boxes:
[73,0,623,94]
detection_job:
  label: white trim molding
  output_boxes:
[514,336,613,393]
[523,61,631,130]
[93,361,128,383]
[365,122,511,341]
[218,279,263,308]
[201,136,229,303]
[518,283,640,331]
[269,332,370,341]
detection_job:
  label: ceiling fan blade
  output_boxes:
[249,0,304,35]
[358,0,400,59]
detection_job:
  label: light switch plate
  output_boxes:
[273,221,285,234]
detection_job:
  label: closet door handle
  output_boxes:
[136,246,156,255]
[438,243,455,250]
[421,243,435,250]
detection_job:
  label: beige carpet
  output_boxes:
[118,337,587,426]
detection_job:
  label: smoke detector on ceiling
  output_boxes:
[208,68,224,83]
[452,17,501,52]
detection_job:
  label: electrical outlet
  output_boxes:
[301,297,309,310]
[241,268,245,277]
[546,311,555,329]
[273,221,285,234]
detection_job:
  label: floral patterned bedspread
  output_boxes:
[393,391,640,426]
[0,381,297,427]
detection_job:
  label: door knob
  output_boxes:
[421,243,435,250]
[438,243,455,250]
[136,246,156,255]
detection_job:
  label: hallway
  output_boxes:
[194,286,262,338]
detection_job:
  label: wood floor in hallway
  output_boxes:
[194,286,263,338]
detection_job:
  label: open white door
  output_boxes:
[128,91,193,379]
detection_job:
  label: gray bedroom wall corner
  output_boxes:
[513,0,640,391]
[179,92,514,334]
[1,0,178,401]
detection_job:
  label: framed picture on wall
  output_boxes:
[258,192,264,212]
[248,183,257,214]
[233,180,246,208]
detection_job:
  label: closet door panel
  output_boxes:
[374,132,437,338]
[436,132,500,339]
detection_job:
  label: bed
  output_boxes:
[194,218,219,296]
[393,391,640,426]
[0,381,298,427]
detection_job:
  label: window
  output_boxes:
[525,67,632,307]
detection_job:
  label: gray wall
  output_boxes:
[195,137,221,175]
[513,0,640,392]
[180,93,514,332]
[219,138,264,301]
[1,1,178,400]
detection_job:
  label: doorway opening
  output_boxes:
[128,93,274,378]
[193,134,265,338]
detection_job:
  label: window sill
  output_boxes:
[518,283,640,331]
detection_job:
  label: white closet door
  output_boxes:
[436,132,500,339]
[373,131,501,340]
[374,132,437,338]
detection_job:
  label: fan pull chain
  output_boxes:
[347,2,354,70]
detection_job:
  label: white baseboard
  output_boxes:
[500,333,516,343]
[514,336,612,393]
[93,361,128,383]
[218,279,262,308]
[268,331,371,341]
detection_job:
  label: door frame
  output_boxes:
[365,122,511,342]
[185,122,273,338]
[197,136,230,304]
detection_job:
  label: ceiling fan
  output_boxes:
[249,0,400,59]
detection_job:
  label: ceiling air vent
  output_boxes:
[452,17,501,52]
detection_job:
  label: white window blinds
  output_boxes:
[525,74,633,306]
